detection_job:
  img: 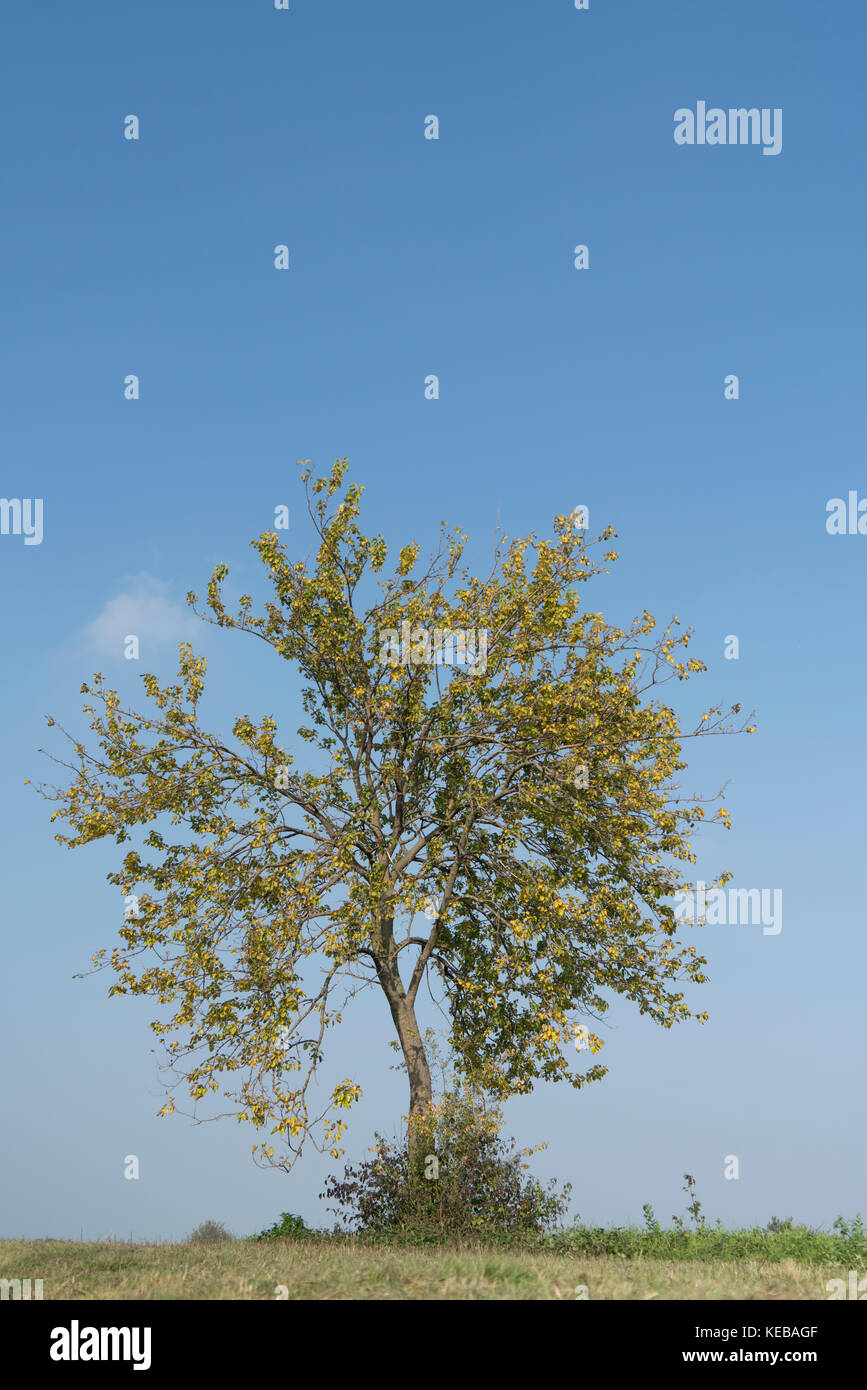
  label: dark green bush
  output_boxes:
[254,1211,316,1241]
[320,1084,571,1243]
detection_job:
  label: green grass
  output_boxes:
[4,1204,862,1301]
[1,1228,863,1300]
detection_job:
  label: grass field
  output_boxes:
[0,1237,856,1300]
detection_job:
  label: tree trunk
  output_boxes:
[396,996,433,1137]
[374,919,433,1173]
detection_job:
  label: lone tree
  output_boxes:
[38,459,752,1171]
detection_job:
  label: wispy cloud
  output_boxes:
[83,574,201,659]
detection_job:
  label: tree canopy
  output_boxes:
[38,459,753,1170]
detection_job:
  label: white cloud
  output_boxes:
[84,573,201,659]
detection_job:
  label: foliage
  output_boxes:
[546,1181,867,1265]
[252,1211,316,1241]
[765,1214,794,1233]
[187,1219,233,1244]
[320,1081,572,1243]
[832,1212,865,1242]
[670,1172,705,1231]
[547,1219,867,1266]
[37,457,753,1169]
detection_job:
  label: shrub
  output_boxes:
[766,1215,794,1233]
[254,1212,316,1241]
[545,1189,867,1265]
[320,1083,571,1243]
[187,1219,233,1244]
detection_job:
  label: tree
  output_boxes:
[37,458,753,1172]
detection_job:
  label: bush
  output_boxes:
[187,1219,234,1244]
[765,1215,795,1233]
[547,1217,867,1265]
[253,1212,316,1241]
[320,1083,571,1243]
[543,1191,867,1265]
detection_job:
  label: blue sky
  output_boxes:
[1,0,864,1242]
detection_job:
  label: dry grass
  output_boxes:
[0,1239,843,1300]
